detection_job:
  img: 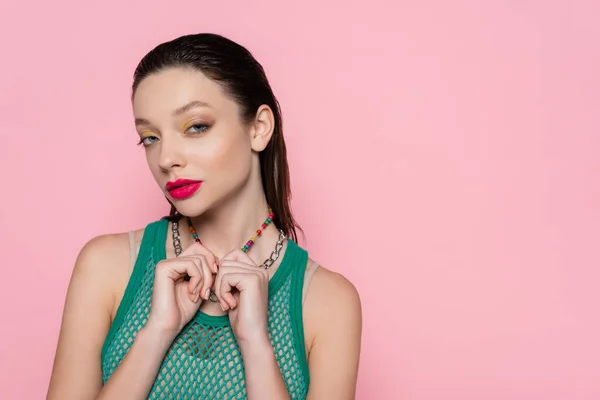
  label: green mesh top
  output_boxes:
[101,218,310,399]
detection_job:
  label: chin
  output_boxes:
[170,198,211,218]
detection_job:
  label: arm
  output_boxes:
[214,251,290,399]
[46,233,176,400]
[94,325,174,399]
[240,339,290,400]
[304,268,362,400]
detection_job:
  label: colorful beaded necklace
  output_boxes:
[186,206,275,252]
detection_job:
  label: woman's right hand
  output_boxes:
[146,242,218,339]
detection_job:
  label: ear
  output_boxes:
[249,104,275,152]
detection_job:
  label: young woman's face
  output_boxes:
[132,67,261,217]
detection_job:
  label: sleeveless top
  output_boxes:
[101,218,316,399]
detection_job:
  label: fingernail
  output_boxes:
[204,288,211,300]
[193,286,199,295]
[213,262,218,273]
[193,292,200,303]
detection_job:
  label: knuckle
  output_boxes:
[155,260,168,270]
[185,259,199,272]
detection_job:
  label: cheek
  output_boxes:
[205,132,253,178]
[145,149,163,179]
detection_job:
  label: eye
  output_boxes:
[186,123,210,134]
[137,136,158,147]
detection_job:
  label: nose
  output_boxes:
[157,136,186,171]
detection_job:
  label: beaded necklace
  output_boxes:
[188,207,275,252]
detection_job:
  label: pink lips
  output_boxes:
[165,179,203,200]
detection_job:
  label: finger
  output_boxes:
[197,255,214,301]
[218,262,269,295]
[215,266,268,310]
[155,259,202,303]
[219,260,268,279]
[213,265,257,310]
[215,272,255,310]
[181,242,219,273]
[213,267,230,311]
[176,256,203,297]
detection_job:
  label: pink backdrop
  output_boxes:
[1,1,599,399]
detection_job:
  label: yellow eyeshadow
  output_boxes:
[181,119,195,131]
[140,129,155,137]
[181,118,209,131]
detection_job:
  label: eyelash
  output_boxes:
[136,123,211,147]
[137,136,156,147]
[186,123,210,134]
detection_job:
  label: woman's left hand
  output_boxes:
[214,249,270,348]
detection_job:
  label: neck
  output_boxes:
[186,192,278,261]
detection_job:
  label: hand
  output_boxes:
[214,249,270,348]
[146,242,218,339]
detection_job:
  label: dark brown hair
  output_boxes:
[131,33,302,242]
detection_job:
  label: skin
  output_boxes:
[47,67,362,399]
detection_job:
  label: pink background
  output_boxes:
[1,1,599,399]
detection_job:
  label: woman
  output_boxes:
[47,33,362,399]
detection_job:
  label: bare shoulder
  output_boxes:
[72,227,145,316]
[76,226,146,272]
[47,227,146,398]
[75,232,130,281]
[303,260,362,346]
[302,261,362,398]
[307,262,361,312]
[77,232,129,267]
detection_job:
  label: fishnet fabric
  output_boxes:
[102,249,308,399]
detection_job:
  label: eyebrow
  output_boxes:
[134,117,151,126]
[134,100,211,126]
[173,100,211,116]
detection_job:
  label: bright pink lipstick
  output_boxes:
[165,178,202,200]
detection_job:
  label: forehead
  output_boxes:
[132,67,234,117]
